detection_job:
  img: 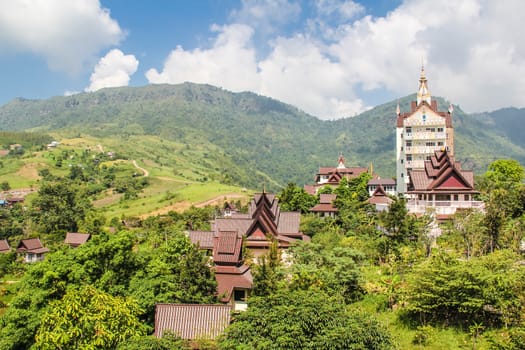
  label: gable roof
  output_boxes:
[154,304,232,340]
[16,238,49,254]
[64,233,90,247]
[213,230,243,265]
[367,185,393,205]
[0,239,10,253]
[408,149,478,194]
[215,264,253,302]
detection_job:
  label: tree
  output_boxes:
[278,183,318,213]
[404,250,525,328]
[218,289,394,349]
[482,159,524,191]
[251,238,284,296]
[31,181,93,235]
[34,286,147,349]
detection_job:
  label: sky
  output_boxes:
[0,0,524,120]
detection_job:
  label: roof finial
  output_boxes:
[396,99,400,116]
[448,103,454,114]
[337,153,345,169]
[417,61,431,106]
[262,182,266,194]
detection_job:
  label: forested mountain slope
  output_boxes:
[0,83,523,188]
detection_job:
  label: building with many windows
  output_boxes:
[396,67,454,194]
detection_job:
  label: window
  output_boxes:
[406,141,412,147]
[438,142,444,146]
[465,195,470,201]
[401,173,404,178]
[401,159,404,163]
[407,155,412,161]
[406,127,412,134]
[426,156,431,160]
[454,195,459,201]
[437,127,444,132]
[426,127,435,132]
[425,141,436,147]
[234,289,246,301]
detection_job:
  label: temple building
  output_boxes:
[304,154,369,195]
[396,66,454,194]
[405,148,482,218]
[188,191,308,310]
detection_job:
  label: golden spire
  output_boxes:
[416,64,431,106]
[396,100,400,116]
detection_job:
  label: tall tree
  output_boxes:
[31,181,93,235]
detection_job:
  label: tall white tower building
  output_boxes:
[396,67,454,194]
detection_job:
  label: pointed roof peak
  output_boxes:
[337,153,345,168]
[396,100,400,116]
[417,64,431,106]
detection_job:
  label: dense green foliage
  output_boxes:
[34,286,147,349]
[219,289,395,350]
[0,223,217,349]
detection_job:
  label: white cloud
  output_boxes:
[146,24,259,93]
[146,0,525,118]
[0,0,124,73]
[86,49,139,92]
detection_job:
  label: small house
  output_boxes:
[16,238,49,262]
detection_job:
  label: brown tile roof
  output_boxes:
[64,233,90,247]
[16,238,49,253]
[213,231,242,264]
[367,186,393,205]
[277,212,301,234]
[303,184,316,195]
[154,304,232,340]
[0,239,10,253]
[367,178,396,186]
[310,203,338,212]
[215,264,253,302]
[319,193,337,204]
[188,231,214,250]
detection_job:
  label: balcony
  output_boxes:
[406,200,485,216]
[405,131,446,140]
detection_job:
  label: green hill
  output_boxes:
[0,83,524,189]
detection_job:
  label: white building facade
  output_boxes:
[396,67,454,194]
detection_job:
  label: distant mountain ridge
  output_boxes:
[0,83,523,189]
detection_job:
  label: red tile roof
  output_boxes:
[408,149,478,195]
[64,233,90,247]
[0,239,10,253]
[154,304,232,340]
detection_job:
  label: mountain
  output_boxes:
[0,83,524,189]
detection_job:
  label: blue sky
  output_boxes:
[0,0,523,119]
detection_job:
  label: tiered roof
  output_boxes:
[188,191,307,303]
[310,193,338,214]
[407,149,477,194]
